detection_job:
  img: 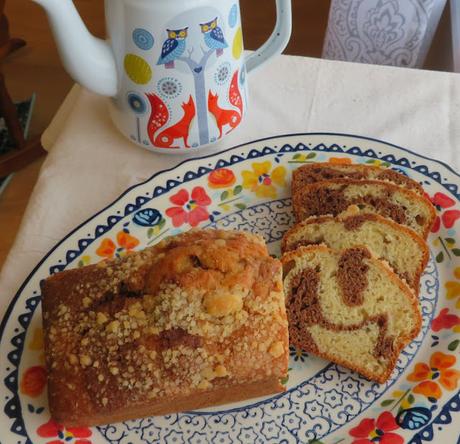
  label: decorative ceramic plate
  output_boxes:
[1,134,459,444]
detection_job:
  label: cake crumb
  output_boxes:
[269,341,284,358]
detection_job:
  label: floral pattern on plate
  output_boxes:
[1,134,459,443]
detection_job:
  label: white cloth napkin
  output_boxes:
[1,54,460,316]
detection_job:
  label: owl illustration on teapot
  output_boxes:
[32,0,292,153]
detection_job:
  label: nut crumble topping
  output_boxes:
[41,230,288,416]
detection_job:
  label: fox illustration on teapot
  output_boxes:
[32,0,292,153]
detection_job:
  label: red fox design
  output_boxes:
[146,94,196,148]
[208,70,243,139]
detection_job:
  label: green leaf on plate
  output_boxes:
[293,153,302,160]
[158,218,166,230]
[235,203,246,210]
[220,190,229,201]
[452,248,460,257]
[280,374,289,385]
[382,162,391,167]
[445,237,456,246]
[147,228,154,238]
[306,152,316,159]
[436,251,444,263]
[366,160,375,164]
[308,440,324,444]
[233,185,243,195]
[381,399,394,407]
[448,339,460,351]
[407,394,415,404]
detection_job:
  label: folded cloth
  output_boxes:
[1,54,459,320]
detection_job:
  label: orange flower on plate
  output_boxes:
[328,157,352,165]
[208,168,236,189]
[96,231,139,259]
[20,365,47,397]
[407,352,460,400]
[116,231,140,250]
[96,238,116,257]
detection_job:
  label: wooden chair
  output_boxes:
[0,0,45,177]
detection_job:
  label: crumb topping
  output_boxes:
[41,230,288,414]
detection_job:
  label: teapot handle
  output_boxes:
[245,0,292,74]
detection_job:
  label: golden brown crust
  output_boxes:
[291,179,436,238]
[291,163,424,195]
[41,229,288,427]
[52,376,284,428]
[281,212,430,293]
[282,245,422,383]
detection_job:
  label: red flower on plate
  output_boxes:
[20,365,47,397]
[431,308,460,332]
[37,419,91,444]
[166,186,211,227]
[430,192,460,233]
[349,411,403,444]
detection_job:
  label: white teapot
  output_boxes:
[33,0,292,153]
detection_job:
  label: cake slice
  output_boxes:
[291,162,424,195]
[282,210,429,292]
[41,229,288,427]
[292,179,435,238]
[282,245,421,383]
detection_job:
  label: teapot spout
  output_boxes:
[32,0,117,96]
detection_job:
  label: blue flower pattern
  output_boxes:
[324,389,344,409]
[260,420,282,441]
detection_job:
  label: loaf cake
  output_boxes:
[282,210,429,292]
[41,229,289,427]
[292,179,435,238]
[291,162,424,195]
[282,245,421,383]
